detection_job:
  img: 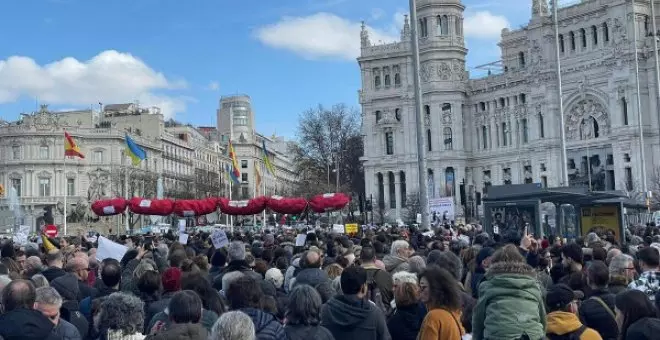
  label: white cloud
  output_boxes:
[464,11,510,39]
[207,81,220,91]
[254,12,399,61]
[0,50,187,118]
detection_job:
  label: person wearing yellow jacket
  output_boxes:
[545,284,602,340]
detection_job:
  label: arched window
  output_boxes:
[445,167,455,197]
[570,31,576,50]
[40,145,49,159]
[580,28,587,48]
[481,125,488,149]
[519,52,526,68]
[479,102,486,111]
[501,122,508,146]
[591,25,598,45]
[441,15,449,35]
[427,169,435,198]
[443,127,453,150]
[559,34,565,53]
[400,171,407,206]
[377,173,385,209]
[603,22,609,42]
[427,129,432,151]
[385,131,394,155]
[375,110,382,122]
[395,108,401,121]
[622,97,629,125]
[394,69,401,86]
[436,15,442,35]
[538,113,545,138]
[419,18,428,37]
[424,105,431,120]
[520,93,526,104]
[384,74,391,86]
[499,98,505,107]
[373,68,381,88]
[455,16,461,36]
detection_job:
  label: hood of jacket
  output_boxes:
[0,308,55,340]
[241,307,282,334]
[485,260,536,279]
[382,255,408,272]
[294,268,328,287]
[323,295,375,328]
[148,322,208,340]
[51,272,81,301]
[546,311,583,336]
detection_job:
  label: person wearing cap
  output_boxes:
[545,284,602,340]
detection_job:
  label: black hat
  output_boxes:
[546,284,583,309]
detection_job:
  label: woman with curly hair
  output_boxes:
[417,266,465,340]
[96,292,146,340]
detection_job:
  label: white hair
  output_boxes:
[35,287,63,308]
[222,271,245,293]
[391,240,410,256]
[392,271,418,285]
[211,311,255,340]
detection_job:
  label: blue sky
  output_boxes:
[0,0,532,138]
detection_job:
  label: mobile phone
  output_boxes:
[144,237,153,250]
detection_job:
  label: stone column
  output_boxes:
[395,174,402,219]
[383,173,390,211]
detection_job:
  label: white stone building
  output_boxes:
[359,0,660,220]
[0,104,230,232]
[216,95,298,201]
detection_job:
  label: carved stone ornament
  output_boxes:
[87,168,111,201]
[442,114,452,124]
[437,62,451,80]
[565,97,611,141]
[420,63,433,82]
[452,61,465,80]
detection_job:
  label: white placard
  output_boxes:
[295,234,307,246]
[139,199,152,208]
[96,236,128,262]
[332,224,345,234]
[429,197,455,222]
[178,220,186,232]
[102,206,116,214]
[179,233,189,245]
[211,229,229,249]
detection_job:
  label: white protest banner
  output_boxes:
[178,233,189,245]
[295,234,307,246]
[96,236,128,262]
[178,219,186,232]
[332,224,345,234]
[211,229,229,249]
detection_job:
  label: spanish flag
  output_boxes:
[64,131,84,158]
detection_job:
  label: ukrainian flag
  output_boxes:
[125,134,147,166]
[262,140,276,175]
[225,164,240,184]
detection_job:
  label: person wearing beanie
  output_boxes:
[470,247,494,299]
[545,284,601,340]
[145,267,182,329]
[209,249,227,281]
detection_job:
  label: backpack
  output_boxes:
[546,325,587,340]
[366,269,390,315]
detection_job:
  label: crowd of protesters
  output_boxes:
[0,224,660,340]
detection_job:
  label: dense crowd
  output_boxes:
[1,224,660,340]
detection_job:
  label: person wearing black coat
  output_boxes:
[578,261,618,340]
[387,302,426,340]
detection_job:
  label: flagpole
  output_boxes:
[63,155,67,236]
[252,161,257,228]
[123,151,130,234]
[262,160,266,228]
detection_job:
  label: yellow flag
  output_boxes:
[42,234,57,252]
[254,161,262,195]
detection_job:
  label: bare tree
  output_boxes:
[404,192,422,224]
[291,104,363,198]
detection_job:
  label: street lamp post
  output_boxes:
[409,0,431,229]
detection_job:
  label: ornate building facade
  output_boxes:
[216,95,298,202]
[0,104,230,233]
[360,0,660,220]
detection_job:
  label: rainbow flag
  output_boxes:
[64,131,84,158]
[262,140,276,175]
[125,134,146,166]
[228,140,241,178]
[225,164,240,184]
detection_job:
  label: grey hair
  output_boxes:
[391,240,410,256]
[31,274,50,288]
[222,271,245,293]
[286,285,322,326]
[228,241,246,261]
[157,243,169,258]
[133,259,157,278]
[98,292,144,335]
[427,251,462,281]
[210,311,255,340]
[392,271,418,285]
[408,255,426,274]
[35,287,63,308]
